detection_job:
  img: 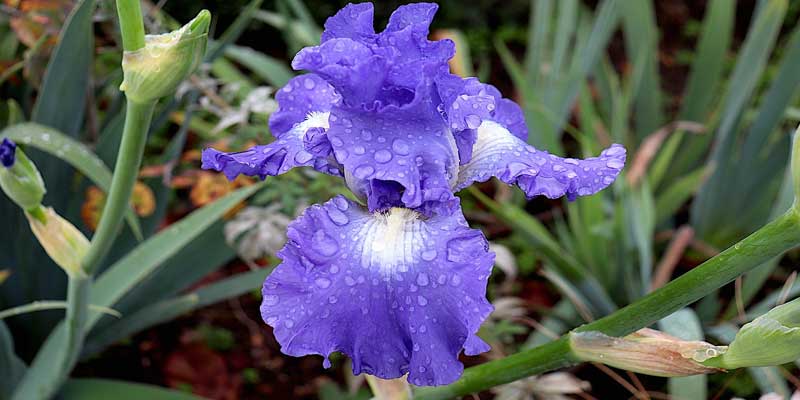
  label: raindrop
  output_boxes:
[417,295,428,306]
[294,151,313,164]
[327,208,349,225]
[606,159,624,169]
[263,295,279,306]
[328,295,338,304]
[374,149,393,163]
[361,129,373,140]
[416,272,429,286]
[392,139,410,155]
[284,319,295,328]
[354,165,375,179]
[315,277,332,288]
[450,275,462,286]
[421,249,437,261]
[311,230,339,256]
[303,77,316,90]
[353,145,366,155]
[465,114,481,129]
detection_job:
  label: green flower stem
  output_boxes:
[415,208,800,400]
[81,99,154,274]
[115,0,146,52]
[12,2,154,399]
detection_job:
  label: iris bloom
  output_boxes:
[202,2,625,386]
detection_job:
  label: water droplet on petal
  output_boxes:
[416,273,429,286]
[450,275,462,286]
[327,207,349,225]
[303,77,316,90]
[417,295,428,306]
[392,139,410,155]
[361,129,373,140]
[465,114,482,129]
[374,149,392,163]
[284,319,295,328]
[606,159,624,169]
[354,165,375,179]
[263,295,279,306]
[294,151,313,164]
[315,277,332,288]
[353,145,366,155]
[311,230,339,256]
[421,250,437,261]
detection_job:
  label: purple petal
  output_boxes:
[269,74,340,137]
[202,115,341,180]
[456,121,626,200]
[329,100,460,216]
[261,196,494,386]
[320,2,376,43]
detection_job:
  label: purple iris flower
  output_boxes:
[202,2,626,386]
[0,138,16,168]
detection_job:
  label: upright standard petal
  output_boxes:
[260,196,494,386]
[202,75,341,180]
[456,120,626,200]
[291,3,465,215]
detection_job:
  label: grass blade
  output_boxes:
[62,379,204,400]
[225,45,294,87]
[83,267,270,357]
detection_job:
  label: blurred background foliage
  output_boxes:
[1,0,800,399]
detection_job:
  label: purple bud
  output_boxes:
[0,138,16,168]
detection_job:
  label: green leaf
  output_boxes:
[87,183,264,328]
[691,0,788,238]
[654,166,710,226]
[0,321,25,400]
[678,0,734,121]
[660,309,707,400]
[61,379,204,400]
[205,0,264,62]
[84,268,270,356]
[1,123,142,240]
[225,45,293,87]
[620,0,664,140]
[31,0,94,136]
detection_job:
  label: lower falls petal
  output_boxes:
[260,195,494,386]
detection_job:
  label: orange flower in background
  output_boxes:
[188,171,253,207]
[81,181,156,230]
[4,0,72,48]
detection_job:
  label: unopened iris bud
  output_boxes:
[570,328,726,377]
[704,298,800,369]
[0,138,46,212]
[120,10,210,103]
[25,207,89,277]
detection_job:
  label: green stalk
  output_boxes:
[415,208,800,400]
[81,99,154,274]
[12,2,153,398]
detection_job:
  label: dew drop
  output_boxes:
[303,77,316,90]
[315,277,332,288]
[392,139,410,155]
[465,114,482,129]
[416,272,429,286]
[417,295,428,306]
[421,249,437,261]
[354,165,375,179]
[328,295,338,304]
[311,230,339,256]
[284,319,295,328]
[327,208,349,225]
[263,295,279,306]
[294,151,313,164]
[606,159,624,169]
[374,149,393,163]
[353,145,366,155]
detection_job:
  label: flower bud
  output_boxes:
[120,10,211,103]
[25,206,89,277]
[0,138,46,211]
[570,328,726,377]
[704,298,800,369]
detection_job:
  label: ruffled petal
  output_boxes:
[261,196,494,386]
[203,74,342,180]
[320,2,376,43]
[456,120,626,200]
[202,114,341,180]
[269,74,340,137]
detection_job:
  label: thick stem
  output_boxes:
[81,100,154,274]
[415,208,800,400]
[115,0,146,52]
